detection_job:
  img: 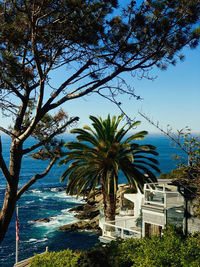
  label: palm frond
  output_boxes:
[60,114,160,220]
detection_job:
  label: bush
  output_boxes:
[30,249,81,267]
[105,225,200,267]
[180,233,200,267]
[77,246,110,267]
[29,226,200,267]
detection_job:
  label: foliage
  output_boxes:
[123,186,138,194]
[77,246,110,267]
[158,167,188,180]
[180,233,200,266]
[0,0,200,244]
[59,114,159,221]
[29,226,200,267]
[30,249,81,267]
[82,226,199,267]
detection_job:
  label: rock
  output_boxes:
[59,184,132,234]
[59,216,101,233]
[59,220,90,231]
[34,217,52,223]
[75,209,99,220]
[74,202,100,220]
[69,205,84,212]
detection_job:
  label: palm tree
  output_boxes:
[59,115,160,221]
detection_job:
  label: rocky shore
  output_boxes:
[32,184,134,234]
[58,184,133,234]
[59,189,103,233]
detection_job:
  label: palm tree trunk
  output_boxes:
[104,192,116,221]
[100,174,116,222]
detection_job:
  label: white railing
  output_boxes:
[102,222,141,239]
[144,183,184,208]
[102,216,141,240]
[114,216,136,229]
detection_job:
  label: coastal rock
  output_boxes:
[59,184,132,234]
[34,217,52,223]
[69,205,84,212]
[59,216,101,233]
[74,203,100,220]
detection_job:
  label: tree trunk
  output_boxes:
[0,139,22,244]
[104,191,116,222]
[0,183,18,243]
[100,174,116,222]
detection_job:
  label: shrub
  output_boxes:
[180,233,200,267]
[30,226,200,267]
[105,225,200,267]
[77,246,110,267]
[30,249,81,267]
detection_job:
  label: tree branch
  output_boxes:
[0,127,17,138]
[42,59,93,111]
[138,111,189,155]
[0,136,12,184]
[47,65,126,110]
[22,116,79,154]
[1,78,25,101]
[16,157,56,200]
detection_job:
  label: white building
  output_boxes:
[99,180,199,243]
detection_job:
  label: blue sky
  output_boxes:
[60,46,200,134]
[0,44,199,135]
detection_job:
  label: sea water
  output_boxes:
[0,134,186,266]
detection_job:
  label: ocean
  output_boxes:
[0,134,186,266]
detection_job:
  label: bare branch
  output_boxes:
[16,158,56,200]
[1,78,24,101]
[43,59,94,111]
[22,116,79,154]
[0,126,16,138]
[138,111,189,155]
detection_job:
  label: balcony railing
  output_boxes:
[102,216,141,240]
[144,183,184,208]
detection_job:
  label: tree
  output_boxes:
[59,114,160,221]
[0,0,199,243]
[140,112,200,234]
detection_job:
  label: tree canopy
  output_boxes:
[0,0,199,243]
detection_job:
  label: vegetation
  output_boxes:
[0,0,199,243]
[30,226,200,267]
[59,114,159,221]
[158,167,188,180]
[30,249,81,267]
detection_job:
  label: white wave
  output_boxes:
[58,193,86,203]
[61,209,79,216]
[25,238,48,243]
[32,212,78,232]
[44,190,86,204]
[25,200,35,204]
[26,187,86,205]
[50,187,64,192]
[61,208,71,213]
[26,238,37,242]
[29,189,42,194]
[28,220,34,224]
